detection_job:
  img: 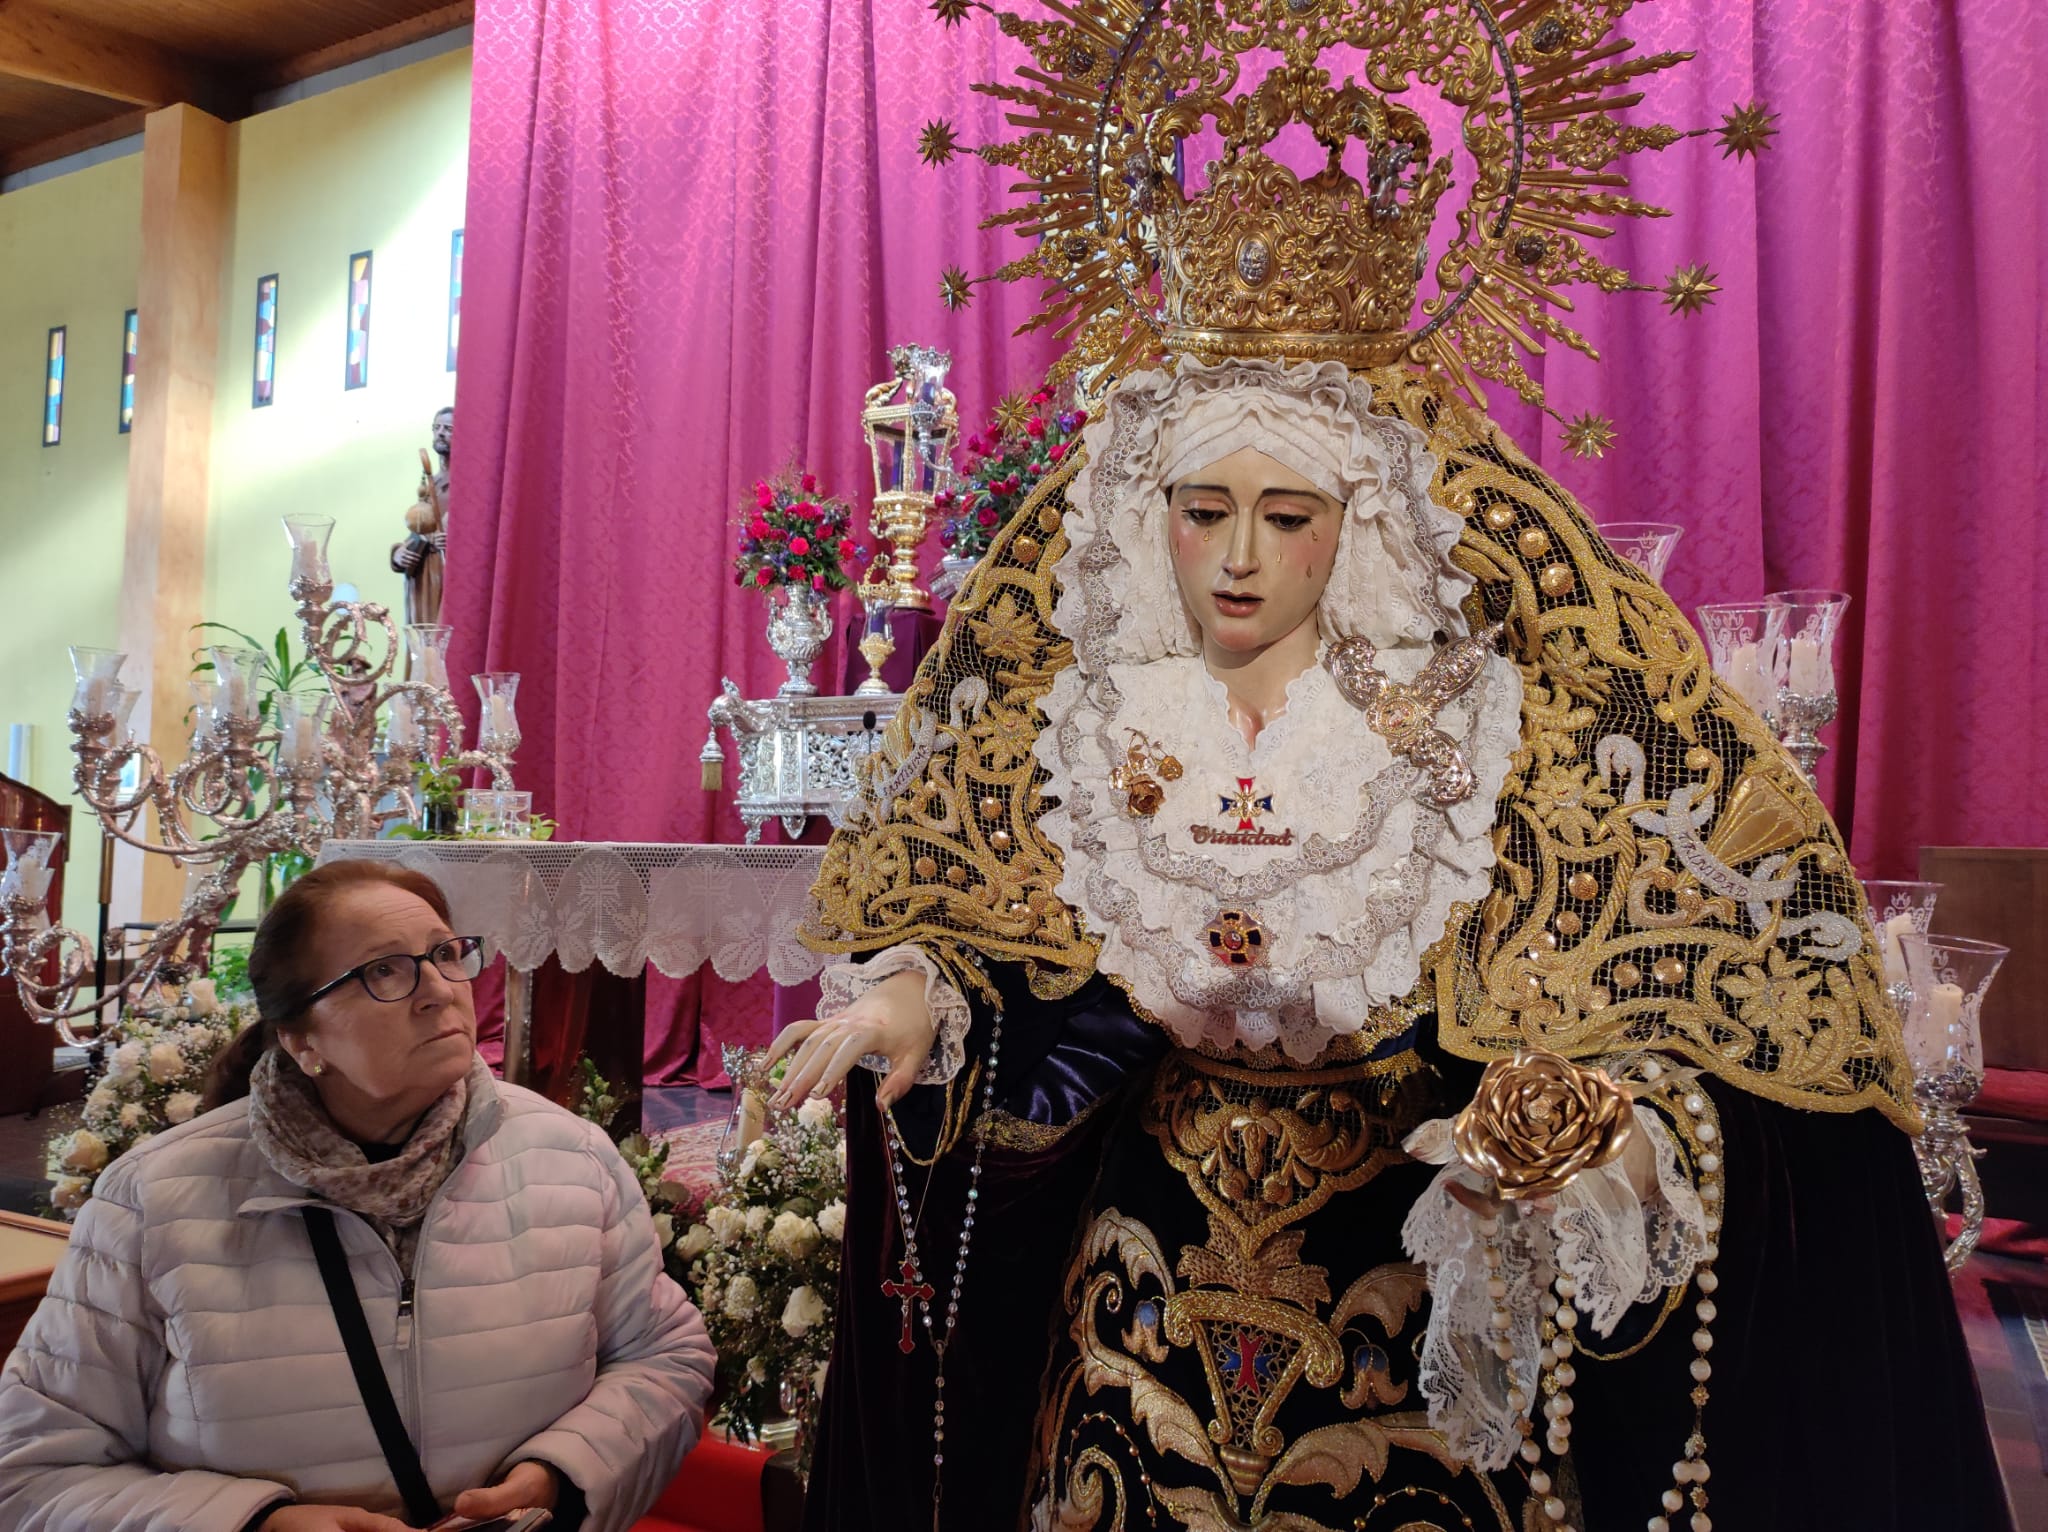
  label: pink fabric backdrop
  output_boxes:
[452,0,2045,1078]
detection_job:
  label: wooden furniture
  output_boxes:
[0,773,70,1116]
[0,1209,71,1358]
[1918,847,2048,1073]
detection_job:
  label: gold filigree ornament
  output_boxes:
[920,0,1776,448]
[1451,1048,1634,1200]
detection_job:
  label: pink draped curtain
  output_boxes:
[453,0,2044,1077]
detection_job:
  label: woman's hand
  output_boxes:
[451,1460,560,1522]
[768,968,937,1111]
[258,1506,412,1532]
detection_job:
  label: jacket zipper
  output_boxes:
[395,1276,416,1350]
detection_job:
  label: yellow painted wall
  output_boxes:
[207,48,471,645]
[0,47,472,934]
[0,155,142,931]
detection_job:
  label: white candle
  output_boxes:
[385,696,419,750]
[1929,981,1964,1031]
[422,650,450,692]
[487,694,515,741]
[1880,913,1916,990]
[284,713,322,767]
[289,539,327,586]
[222,671,252,720]
[1723,641,1758,710]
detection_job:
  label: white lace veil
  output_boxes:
[1053,356,1478,669]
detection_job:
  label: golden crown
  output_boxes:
[922,0,1778,455]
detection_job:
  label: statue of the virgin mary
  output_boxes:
[771,4,2010,1529]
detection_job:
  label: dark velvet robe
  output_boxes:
[803,960,2012,1532]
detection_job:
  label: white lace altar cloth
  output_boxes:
[315,841,828,985]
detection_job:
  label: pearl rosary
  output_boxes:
[1478,1061,1724,1532]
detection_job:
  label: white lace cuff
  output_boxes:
[817,944,973,1087]
[1400,1104,1709,1471]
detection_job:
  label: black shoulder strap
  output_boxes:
[302,1206,442,1527]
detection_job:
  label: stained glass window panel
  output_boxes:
[119,309,137,433]
[345,250,372,390]
[42,327,65,446]
[447,228,463,372]
[253,275,279,408]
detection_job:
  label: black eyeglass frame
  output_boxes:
[299,935,487,1010]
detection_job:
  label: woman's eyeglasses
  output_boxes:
[301,935,486,1008]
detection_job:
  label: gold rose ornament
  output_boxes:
[1452,1050,1635,1201]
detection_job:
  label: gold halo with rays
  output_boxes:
[923,0,1771,445]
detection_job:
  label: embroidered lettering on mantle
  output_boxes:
[1189,824,1297,847]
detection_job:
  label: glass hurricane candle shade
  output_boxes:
[406,624,454,693]
[1899,933,2005,1092]
[1767,589,1850,697]
[207,646,267,725]
[1860,880,1942,996]
[383,693,422,755]
[273,694,331,770]
[0,828,62,909]
[1597,521,1685,583]
[473,673,521,754]
[1695,602,1787,721]
[66,646,126,719]
[282,514,336,591]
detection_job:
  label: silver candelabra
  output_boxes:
[0,514,517,1043]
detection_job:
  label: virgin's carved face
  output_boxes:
[1166,446,1341,657]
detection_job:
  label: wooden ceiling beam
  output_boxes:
[254,1,474,92]
[0,103,146,178]
[0,0,228,112]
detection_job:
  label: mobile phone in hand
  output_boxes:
[429,1511,552,1532]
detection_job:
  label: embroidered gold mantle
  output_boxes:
[802,366,1915,1126]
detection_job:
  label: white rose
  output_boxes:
[61,1130,109,1173]
[185,978,219,1016]
[817,1200,847,1241]
[118,1103,145,1130]
[736,1140,762,1181]
[756,1143,783,1172]
[812,1359,830,1396]
[676,1223,715,1260]
[744,1205,770,1238]
[50,1176,90,1211]
[797,1096,834,1129]
[163,1091,201,1125]
[651,1212,675,1249]
[86,1081,118,1115]
[706,1205,748,1245]
[146,1043,185,1084]
[746,1355,767,1384]
[780,1284,827,1338]
[107,1041,145,1084]
[724,1273,760,1320]
[768,1211,820,1261]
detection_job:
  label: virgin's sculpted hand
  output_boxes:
[768,968,936,1110]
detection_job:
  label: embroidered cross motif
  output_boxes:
[1219,777,1274,832]
[881,1259,934,1354]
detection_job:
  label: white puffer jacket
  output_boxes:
[0,1068,715,1532]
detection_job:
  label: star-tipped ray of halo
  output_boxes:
[1659,264,1721,317]
[1562,412,1618,460]
[939,266,977,311]
[930,0,976,23]
[918,119,962,167]
[1710,100,1780,161]
[992,391,1035,437]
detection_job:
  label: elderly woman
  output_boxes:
[0,860,714,1532]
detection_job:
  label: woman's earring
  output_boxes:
[307,1058,325,1076]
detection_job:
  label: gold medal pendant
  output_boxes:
[1204,908,1268,969]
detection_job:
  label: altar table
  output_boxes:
[317,841,829,1087]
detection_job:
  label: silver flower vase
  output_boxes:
[766,584,834,697]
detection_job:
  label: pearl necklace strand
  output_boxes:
[880,955,1004,1532]
[1479,1064,1725,1532]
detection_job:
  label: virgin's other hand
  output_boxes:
[766,968,935,1110]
